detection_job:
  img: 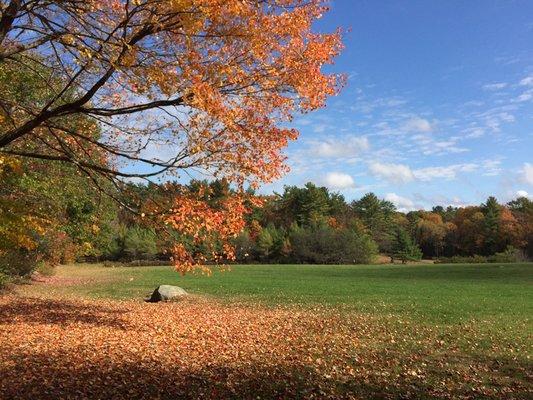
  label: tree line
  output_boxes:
[233,183,532,264]
[2,161,531,286]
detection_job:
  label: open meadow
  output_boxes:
[1,263,532,399]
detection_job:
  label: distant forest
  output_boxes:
[3,156,531,283]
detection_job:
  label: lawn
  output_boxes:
[2,262,532,399]
[27,262,533,323]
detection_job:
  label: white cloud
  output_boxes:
[369,162,482,184]
[385,193,416,212]
[413,163,477,181]
[323,172,356,189]
[516,92,532,102]
[521,163,533,186]
[519,76,533,87]
[310,136,369,158]
[481,160,502,176]
[516,190,530,198]
[404,117,433,133]
[369,162,415,184]
[482,111,516,132]
[482,82,507,91]
[463,127,485,138]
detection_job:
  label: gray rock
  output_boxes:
[146,285,188,302]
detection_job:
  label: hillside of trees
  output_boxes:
[2,156,531,285]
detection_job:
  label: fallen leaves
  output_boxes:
[0,294,531,399]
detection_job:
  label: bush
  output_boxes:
[233,230,255,262]
[488,246,526,263]
[289,224,378,264]
[0,249,41,278]
[122,226,158,260]
[435,255,487,264]
[36,262,56,277]
[435,247,526,264]
[0,271,9,290]
[102,259,172,267]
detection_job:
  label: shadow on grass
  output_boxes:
[0,297,130,329]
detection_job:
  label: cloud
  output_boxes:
[516,92,532,102]
[403,117,433,133]
[519,76,533,87]
[481,160,502,176]
[310,136,370,158]
[521,163,533,186]
[481,110,516,132]
[385,193,416,212]
[463,127,485,138]
[482,82,507,91]
[323,172,355,190]
[369,162,415,184]
[413,163,477,181]
[369,162,483,184]
[516,190,530,199]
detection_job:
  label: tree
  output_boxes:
[275,183,332,227]
[0,0,344,272]
[289,224,377,264]
[351,193,396,250]
[390,227,422,264]
[0,57,120,271]
[256,227,275,261]
[414,212,447,258]
[122,226,158,260]
[452,207,485,255]
[482,196,501,255]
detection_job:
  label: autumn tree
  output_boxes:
[414,212,447,258]
[0,0,343,272]
[452,207,485,255]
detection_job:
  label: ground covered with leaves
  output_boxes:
[0,296,530,399]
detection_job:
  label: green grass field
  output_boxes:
[33,262,532,325]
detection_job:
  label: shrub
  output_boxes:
[435,247,526,264]
[233,230,255,262]
[488,246,526,263]
[0,271,9,290]
[122,226,158,260]
[36,262,56,277]
[0,249,41,278]
[289,224,378,264]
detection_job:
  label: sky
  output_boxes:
[260,0,533,211]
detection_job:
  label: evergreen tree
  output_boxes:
[482,196,501,255]
[391,227,422,264]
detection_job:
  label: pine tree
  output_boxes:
[391,227,422,264]
[482,196,501,255]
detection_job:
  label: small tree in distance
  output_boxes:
[390,227,422,264]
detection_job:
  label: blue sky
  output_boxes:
[261,0,533,210]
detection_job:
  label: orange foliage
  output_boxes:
[0,0,344,273]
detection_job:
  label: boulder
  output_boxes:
[146,285,188,302]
